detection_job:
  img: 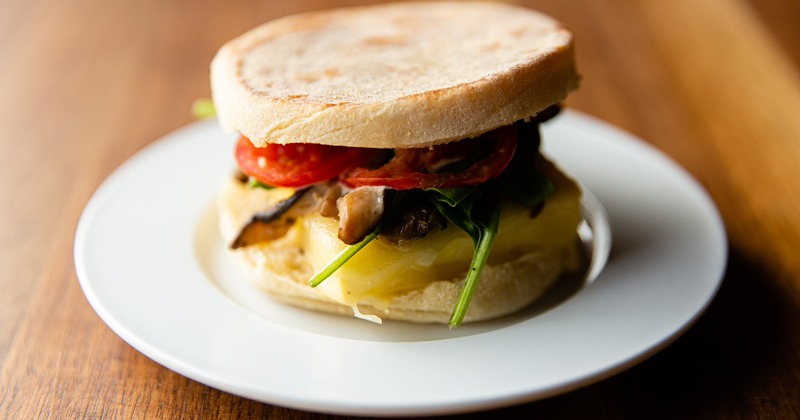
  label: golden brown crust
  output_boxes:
[211,2,579,148]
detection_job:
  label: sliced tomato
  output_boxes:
[236,137,383,188]
[340,126,518,190]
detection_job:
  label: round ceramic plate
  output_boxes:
[74,110,726,416]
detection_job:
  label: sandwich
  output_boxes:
[211,1,582,327]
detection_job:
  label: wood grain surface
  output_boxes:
[1,0,799,418]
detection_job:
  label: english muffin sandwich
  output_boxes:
[211,1,582,327]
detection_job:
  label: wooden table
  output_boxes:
[2,0,799,418]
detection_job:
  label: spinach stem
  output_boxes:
[308,229,380,288]
[448,200,501,328]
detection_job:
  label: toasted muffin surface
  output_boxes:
[211,2,579,148]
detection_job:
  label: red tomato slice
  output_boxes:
[235,137,382,188]
[340,126,518,190]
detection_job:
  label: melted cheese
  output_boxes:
[296,159,582,309]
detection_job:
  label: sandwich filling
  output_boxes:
[224,109,581,326]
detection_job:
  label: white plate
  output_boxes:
[74,111,726,416]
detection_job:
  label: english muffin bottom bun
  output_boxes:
[210,1,583,327]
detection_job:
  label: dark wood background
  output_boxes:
[1,0,799,418]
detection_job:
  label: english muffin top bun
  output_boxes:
[211,1,579,148]
[211,1,583,327]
